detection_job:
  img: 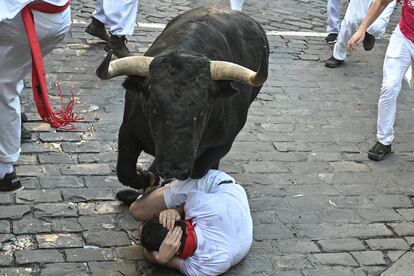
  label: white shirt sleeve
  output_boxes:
[181,255,232,276]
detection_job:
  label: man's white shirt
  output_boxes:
[0,0,68,22]
[163,170,253,276]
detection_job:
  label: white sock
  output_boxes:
[0,163,13,179]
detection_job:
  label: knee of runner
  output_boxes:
[129,200,145,220]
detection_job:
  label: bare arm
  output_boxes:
[348,0,393,50]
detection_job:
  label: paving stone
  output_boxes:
[40,262,89,276]
[302,267,357,276]
[312,253,358,267]
[49,218,83,232]
[225,255,274,275]
[269,254,310,271]
[78,201,124,215]
[381,252,414,276]
[13,219,52,234]
[396,208,414,220]
[38,153,77,164]
[39,132,81,142]
[78,215,118,230]
[83,175,121,187]
[274,239,319,254]
[253,222,294,240]
[0,267,33,276]
[0,221,10,234]
[60,164,112,175]
[0,194,13,204]
[404,236,414,247]
[351,251,387,266]
[0,206,31,220]
[15,249,64,264]
[318,238,366,252]
[83,231,130,247]
[38,176,84,189]
[61,188,114,202]
[390,222,414,236]
[0,252,13,266]
[34,203,78,218]
[116,245,145,260]
[16,190,62,203]
[330,161,371,172]
[365,238,410,251]
[36,233,83,249]
[0,234,13,244]
[65,248,113,262]
[295,223,393,239]
[88,261,138,275]
[387,251,406,262]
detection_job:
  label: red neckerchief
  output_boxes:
[179,219,197,259]
[21,1,83,130]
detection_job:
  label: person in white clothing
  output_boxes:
[85,0,138,58]
[348,0,414,160]
[0,0,71,193]
[325,0,396,68]
[326,0,344,44]
[116,170,253,275]
[230,0,244,11]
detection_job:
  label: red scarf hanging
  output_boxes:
[179,220,197,259]
[21,1,83,130]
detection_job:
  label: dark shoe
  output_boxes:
[368,141,391,161]
[105,35,131,58]
[116,189,141,206]
[0,172,23,193]
[21,124,31,142]
[363,32,375,51]
[325,56,344,68]
[85,18,110,42]
[325,33,338,44]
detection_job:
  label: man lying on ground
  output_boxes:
[116,169,253,275]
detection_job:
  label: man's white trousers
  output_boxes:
[327,0,343,34]
[333,0,396,61]
[377,25,414,145]
[93,0,138,36]
[0,9,71,163]
[230,0,244,11]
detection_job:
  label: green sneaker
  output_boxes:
[368,141,391,161]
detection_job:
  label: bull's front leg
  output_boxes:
[117,125,154,189]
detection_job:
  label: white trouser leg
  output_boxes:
[92,0,106,24]
[367,0,396,37]
[230,0,244,11]
[377,26,413,145]
[101,0,138,36]
[0,9,71,164]
[333,0,373,60]
[327,0,343,34]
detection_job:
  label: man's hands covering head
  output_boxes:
[154,226,183,264]
[159,208,181,230]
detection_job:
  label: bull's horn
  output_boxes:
[210,46,268,86]
[96,51,154,80]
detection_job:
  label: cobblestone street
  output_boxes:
[1,0,414,275]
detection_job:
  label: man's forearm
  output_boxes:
[359,0,392,32]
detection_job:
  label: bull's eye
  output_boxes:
[193,117,197,121]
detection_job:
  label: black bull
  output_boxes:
[96,6,269,189]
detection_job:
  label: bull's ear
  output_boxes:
[213,81,239,98]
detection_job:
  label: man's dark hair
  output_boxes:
[141,218,187,252]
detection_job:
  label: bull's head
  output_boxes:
[96,50,267,179]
